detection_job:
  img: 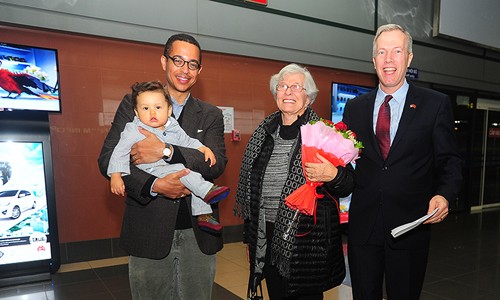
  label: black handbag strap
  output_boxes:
[247,275,264,300]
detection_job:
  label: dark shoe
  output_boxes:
[204,185,230,204]
[198,214,222,234]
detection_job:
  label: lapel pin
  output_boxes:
[410,104,416,109]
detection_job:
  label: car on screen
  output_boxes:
[0,189,36,219]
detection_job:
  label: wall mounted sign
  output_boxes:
[406,67,419,79]
[245,0,267,5]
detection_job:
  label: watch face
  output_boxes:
[163,147,171,157]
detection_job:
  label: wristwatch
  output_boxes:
[163,143,172,158]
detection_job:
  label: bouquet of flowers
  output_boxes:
[285,119,363,217]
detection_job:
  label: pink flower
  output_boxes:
[285,119,363,217]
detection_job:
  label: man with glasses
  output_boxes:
[98,33,227,299]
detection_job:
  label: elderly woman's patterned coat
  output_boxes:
[234,108,355,297]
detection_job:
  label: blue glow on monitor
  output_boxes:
[331,83,372,123]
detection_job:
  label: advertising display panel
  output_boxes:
[0,141,52,265]
[0,111,59,287]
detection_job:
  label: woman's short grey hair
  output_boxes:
[372,24,413,57]
[269,63,319,104]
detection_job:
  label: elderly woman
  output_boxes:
[234,63,355,300]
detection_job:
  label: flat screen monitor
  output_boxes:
[331,82,373,223]
[0,42,60,112]
[0,142,54,265]
[331,82,372,123]
[0,113,60,284]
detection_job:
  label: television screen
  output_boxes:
[331,82,372,223]
[0,141,53,265]
[331,82,372,123]
[0,42,60,112]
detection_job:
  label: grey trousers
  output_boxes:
[128,229,216,300]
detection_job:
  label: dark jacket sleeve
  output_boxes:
[321,164,355,198]
[432,94,463,202]
[97,94,155,204]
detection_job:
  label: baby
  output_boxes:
[107,81,229,234]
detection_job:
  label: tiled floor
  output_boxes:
[0,208,500,299]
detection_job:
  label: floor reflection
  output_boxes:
[0,208,499,299]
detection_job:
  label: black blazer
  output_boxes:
[343,84,462,249]
[98,94,227,259]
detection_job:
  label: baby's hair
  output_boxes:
[131,81,172,107]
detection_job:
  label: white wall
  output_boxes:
[435,0,500,51]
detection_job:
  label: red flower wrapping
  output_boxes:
[285,120,362,216]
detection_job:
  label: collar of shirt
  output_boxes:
[372,80,410,142]
[171,93,190,120]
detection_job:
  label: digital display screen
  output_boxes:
[331,82,372,223]
[0,141,52,265]
[331,82,372,123]
[0,42,60,112]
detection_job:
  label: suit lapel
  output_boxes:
[178,95,201,136]
[388,85,419,160]
[360,90,383,160]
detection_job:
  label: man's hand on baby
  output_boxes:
[153,169,191,199]
[131,127,164,164]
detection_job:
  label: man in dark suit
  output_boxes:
[98,34,227,299]
[343,24,462,299]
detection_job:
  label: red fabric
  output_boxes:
[376,95,392,160]
[285,145,346,216]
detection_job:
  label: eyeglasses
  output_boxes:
[166,55,201,71]
[276,83,305,93]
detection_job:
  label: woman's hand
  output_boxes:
[304,153,338,182]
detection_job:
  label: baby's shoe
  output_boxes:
[198,214,222,234]
[204,185,230,204]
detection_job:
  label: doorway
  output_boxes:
[472,99,500,210]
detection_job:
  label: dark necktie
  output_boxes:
[376,95,392,160]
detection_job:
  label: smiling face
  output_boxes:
[161,40,202,103]
[373,29,413,94]
[134,90,172,130]
[276,72,311,125]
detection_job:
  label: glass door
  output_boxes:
[473,100,500,210]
